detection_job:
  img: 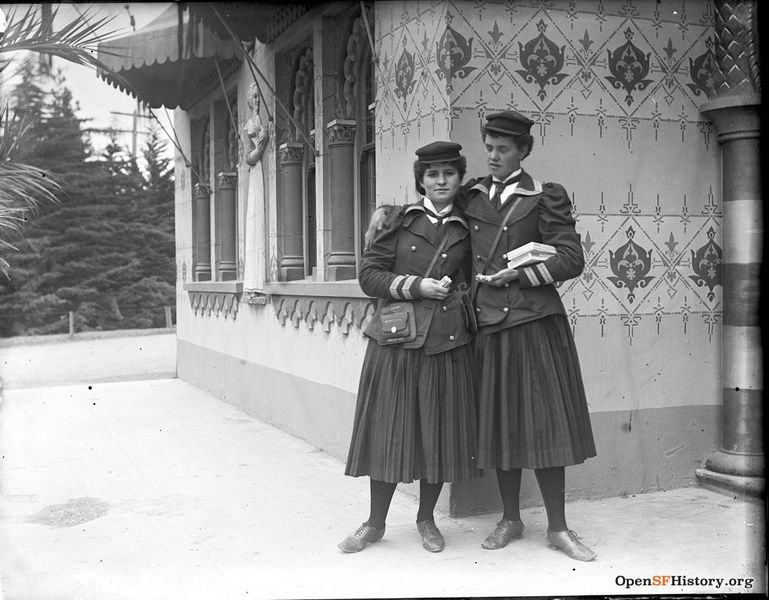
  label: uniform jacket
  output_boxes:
[456,170,584,333]
[360,203,473,354]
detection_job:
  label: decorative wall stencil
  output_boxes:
[605,27,653,105]
[687,38,717,99]
[374,0,721,345]
[435,21,476,90]
[394,47,416,109]
[607,226,655,304]
[688,226,722,301]
[516,19,569,100]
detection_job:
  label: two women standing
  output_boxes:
[341,124,597,561]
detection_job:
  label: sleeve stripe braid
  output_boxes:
[402,275,418,299]
[522,266,539,286]
[536,262,554,285]
[389,275,406,298]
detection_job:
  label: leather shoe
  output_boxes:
[416,519,445,552]
[481,518,524,549]
[546,529,597,561]
[338,522,385,553]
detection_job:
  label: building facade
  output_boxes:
[100,0,762,515]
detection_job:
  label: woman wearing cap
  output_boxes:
[461,110,597,561]
[339,141,479,554]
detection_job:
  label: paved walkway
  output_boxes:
[0,377,764,599]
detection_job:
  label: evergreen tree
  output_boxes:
[0,67,176,336]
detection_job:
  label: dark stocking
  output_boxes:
[495,468,522,521]
[367,479,397,530]
[416,479,444,522]
[535,466,567,532]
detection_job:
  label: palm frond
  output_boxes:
[0,5,122,71]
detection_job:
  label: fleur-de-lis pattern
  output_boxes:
[394,47,416,109]
[605,28,653,105]
[608,227,655,303]
[516,19,569,100]
[688,227,722,301]
[435,23,476,85]
[374,1,721,348]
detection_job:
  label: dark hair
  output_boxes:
[413,156,467,195]
[480,127,534,160]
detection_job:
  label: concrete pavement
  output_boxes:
[0,376,765,599]
[0,331,176,390]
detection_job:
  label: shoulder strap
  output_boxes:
[478,198,520,275]
[423,229,452,278]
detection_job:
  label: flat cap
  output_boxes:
[415,141,463,163]
[484,110,534,136]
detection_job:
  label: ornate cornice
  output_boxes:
[188,290,241,319]
[712,0,761,96]
[272,295,376,335]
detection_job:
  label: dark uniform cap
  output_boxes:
[484,110,534,136]
[415,141,463,164]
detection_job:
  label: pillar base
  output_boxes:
[695,467,764,499]
[280,266,305,281]
[327,265,357,281]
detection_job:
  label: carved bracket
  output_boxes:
[188,290,241,319]
[272,295,376,334]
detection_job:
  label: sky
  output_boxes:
[1,3,174,163]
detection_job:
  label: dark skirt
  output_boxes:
[475,314,596,470]
[345,340,479,484]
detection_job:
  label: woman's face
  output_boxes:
[421,162,461,209]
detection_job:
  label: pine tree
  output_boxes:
[0,68,176,336]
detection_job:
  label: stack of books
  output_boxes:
[505,242,556,269]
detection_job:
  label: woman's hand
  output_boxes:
[476,267,520,287]
[419,278,450,300]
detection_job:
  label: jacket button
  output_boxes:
[500,254,506,259]
[476,254,482,260]
[441,253,447,259]
[476,307,481,312]
[503,226,508,232]
[442,306,447,312]
[410,245,416,252]
[474,225,479,231]
[449,335,455,341]
[504,283,509,288]
[503,307,509,312]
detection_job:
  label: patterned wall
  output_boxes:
[375,0,722,411]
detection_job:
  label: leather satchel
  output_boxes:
[375,225,452,346]
[377,301,417,345]
[454,282,478,334]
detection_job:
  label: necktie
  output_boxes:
[490,174,521,211]
[423,207,448,227]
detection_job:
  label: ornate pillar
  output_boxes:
[193,183,212,281]
[695,0,762,497]
[278,142,306,281]
[326,119,357,280]
[216,172,238,281]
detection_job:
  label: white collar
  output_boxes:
[492,168,522,185]
[422,196,453,217]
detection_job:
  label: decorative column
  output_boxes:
[695,0,762,497]
[325,119,358,280]
[193,183,211,281]
[278,142,306,281]
[216,172,238,281]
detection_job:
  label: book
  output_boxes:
[505,242,556,269]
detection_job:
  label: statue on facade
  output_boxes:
[243,82,271,293]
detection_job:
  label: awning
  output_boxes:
[97,5,240,110]
[185,3,311,45]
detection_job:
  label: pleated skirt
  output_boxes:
[345,340,480,484]
[475,314,597,470]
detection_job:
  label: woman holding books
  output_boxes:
[461,110,597,561]
[338,141,479,554]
